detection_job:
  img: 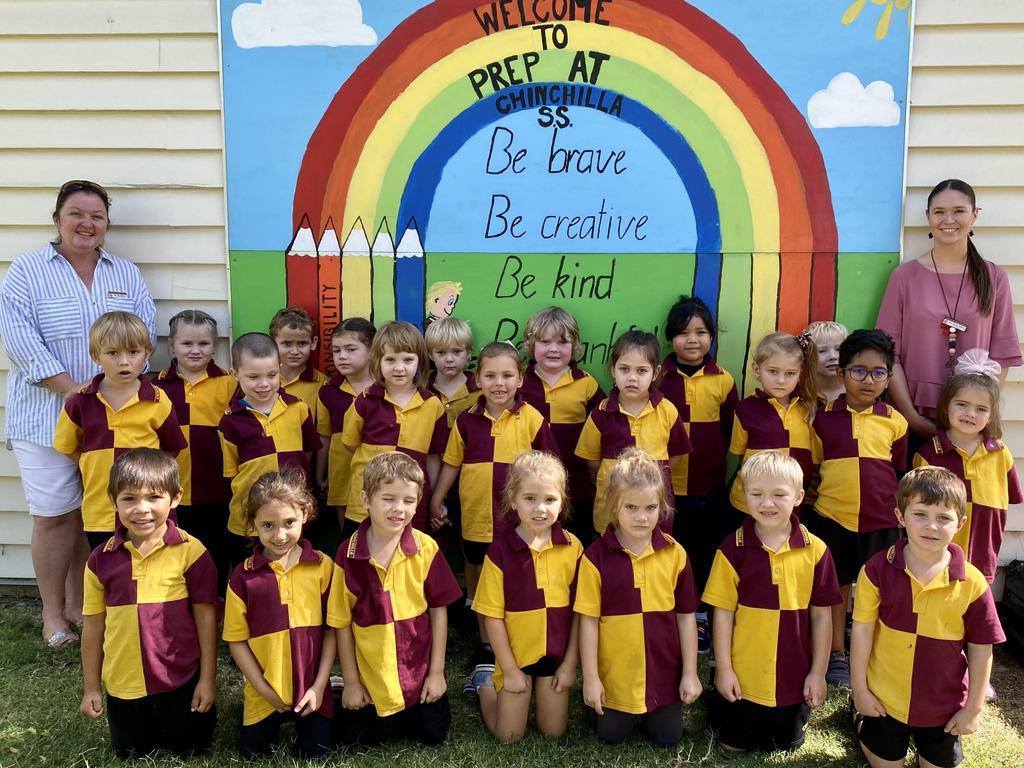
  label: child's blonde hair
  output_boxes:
[501,451,569,524]
[425,316,472,352]
[897,466,968,521]
[738,450,804,495]
[363,451,424,500]
[803,320,848,347]
[476,340,524,374]
[936,372,1002,440]
[523,307,582,361]
[752,332,819,421]
[604,447,671,525]
[269,306,316,338]
[168,309,218,341]
[243,468,317,535]
[369,321,429,385]
[89,311,152,359]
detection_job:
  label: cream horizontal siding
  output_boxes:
[0,0,228,580]
[906,3,1024,587]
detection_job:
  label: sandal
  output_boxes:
[45,628,78,648]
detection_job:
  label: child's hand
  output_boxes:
[583,676,605,715]
[715,668,742,703]
[294,682,325,716]
[429,500,449,531]
[852,687,887,718]
[342,680,371,710]
[503,668,530,695]
[420,671,447,703]
[551,662,576,694]
[945,705,982,736]
[803,672,826,707]
[191,677,217,713]
[80,690,103,719]
[679,671,702,705]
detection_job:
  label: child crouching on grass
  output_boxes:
[472,451,583,743]
[575,447,702,747]
[703,451,841,753]
[851,466,1004,768]
[79,448,217,759]
[223,469,335,759]
[329,452,463,747]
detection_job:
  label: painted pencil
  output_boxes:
[371,218,396,325]
[316,219,341,373]
[285,214,318,319]
[340,218,372,321]
[395,218,425,327]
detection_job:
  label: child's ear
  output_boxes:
[311,335,319,352]
[793,488,805,507]
[893,507,905,528]
[360,489,370,510]
[955,514,967,533]
[170,489,183,509]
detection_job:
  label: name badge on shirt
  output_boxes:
[107,290,128,299]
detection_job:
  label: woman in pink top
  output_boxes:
[877,179,1021,443]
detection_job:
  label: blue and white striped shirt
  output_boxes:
[1,243,156,446]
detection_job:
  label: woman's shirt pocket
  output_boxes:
[35,296,83,343]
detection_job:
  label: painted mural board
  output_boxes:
[220,0,911,390]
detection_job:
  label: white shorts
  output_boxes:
[9,439,83,517]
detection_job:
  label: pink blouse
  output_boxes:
[876,259,1021,414]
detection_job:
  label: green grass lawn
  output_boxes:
[1,596,1021,768]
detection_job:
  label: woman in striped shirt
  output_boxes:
[0,180,156,649]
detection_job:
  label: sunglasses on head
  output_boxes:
[60,180,109,197]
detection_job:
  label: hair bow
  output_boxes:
[954,348,1001,380]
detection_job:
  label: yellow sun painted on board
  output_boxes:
[842,0,911,41]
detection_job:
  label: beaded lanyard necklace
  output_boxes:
[929,249,969,366]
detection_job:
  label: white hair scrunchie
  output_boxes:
[954,348,1001,380]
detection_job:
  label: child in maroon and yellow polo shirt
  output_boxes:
[270,307,328,414]
[575,448,702,747]
[520,307,604,543]
[54,311,186,550]
[806,329,908,686]
[329,452,462,747]
[704,451,841,753]
[79,449,217,759]
[219,333,320,561]
[852,467,1003,768]
[224,469,335,758]
[154,309,237,592]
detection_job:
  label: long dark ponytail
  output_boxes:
[927,179,992,315]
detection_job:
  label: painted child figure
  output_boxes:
[913,350,1022,585]
[154,309,237,592]
[219,333,320,563]
[851,466,1004,768]
[79,449,217,759]
[520,307,604,542]
[472,451,583,743]
[54,311,186,549]
[575,330,691,535]
[806,329,909,687]
[704,451,841,752]
[329,452,463,747]
[341,321,449,538]
[269,307,328,415]
[316,318,376,530]
[224,469,335,759]
[728,332,818,522]
[805,320,848,404]
[575,448,702,747]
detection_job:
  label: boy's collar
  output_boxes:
[346,518,419,560]
[228,389,296,415]
[885,538,966,581]
[831,394,890,417]
[662,353,719,375]
[108,519,186,551]
[601,387,663,412]
[468,393,526,416]
[81,373,159,402]
[245,539,319,571]
[160,360,227,381]
[525,361,586,384]
[736,515,809,549]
